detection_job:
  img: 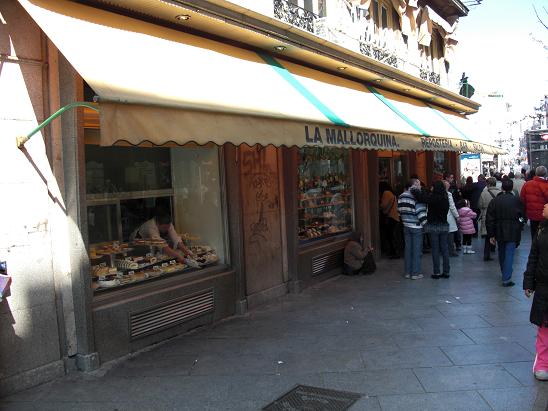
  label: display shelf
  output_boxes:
[298,202,348,210]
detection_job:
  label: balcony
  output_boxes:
[272,0,443,87]
[273,0,319,34]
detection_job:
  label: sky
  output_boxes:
[452,0,548,120]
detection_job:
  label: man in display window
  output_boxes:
[131,208,193,263]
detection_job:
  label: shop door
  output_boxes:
[239,146,285,296]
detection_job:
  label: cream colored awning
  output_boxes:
[19,0,504,155]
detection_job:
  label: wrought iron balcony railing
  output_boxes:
[273,0,319,34]
[420,68,441,86]
[359,42,400,69]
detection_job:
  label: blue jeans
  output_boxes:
[497,241,516,283]
[404,226,423,275]
[430,231,450,275]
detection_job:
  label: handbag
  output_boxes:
[360,251,376,275]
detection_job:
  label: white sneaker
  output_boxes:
[411,274,424,280]
[468,248,476,254]
[404,274,411,279]
[534,370,548,381]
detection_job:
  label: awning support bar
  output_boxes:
[16,102,99,149]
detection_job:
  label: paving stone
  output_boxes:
[479,387,538,411]
[461,325,536,344]
[106,353,197,377]
[436,302,504,317]
[394,329,474,348]
[275,350,366,374]
[481,310,531,327]
[441,342,533,365]
[413,364,522,392]
[378,390,492,411]
[360,346,452,370]
[502,361,538,386]
[413,315,492,331]
[321,369,424,396]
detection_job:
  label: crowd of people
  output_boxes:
[379,165,548,381]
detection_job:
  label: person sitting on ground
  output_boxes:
[457,199,477,255]
[523,203,548,381]
[343,232,375,275]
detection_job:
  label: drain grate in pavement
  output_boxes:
[263,385,362,411]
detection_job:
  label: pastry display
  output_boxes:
[91,238,220,292]
[298,148,353,242]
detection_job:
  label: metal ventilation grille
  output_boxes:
[311,250,344,276]
[129,289,214,340]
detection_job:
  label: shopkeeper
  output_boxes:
[131,209,193,263]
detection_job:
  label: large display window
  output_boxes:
[86,145,226,292]
[298,148,353,242]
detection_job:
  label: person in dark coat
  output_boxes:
[413,180,450,279]
[523,203,548,381]
[486,179,525,287]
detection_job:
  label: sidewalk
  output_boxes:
[2,231,545,410]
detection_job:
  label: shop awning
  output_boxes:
[19,0,504,155]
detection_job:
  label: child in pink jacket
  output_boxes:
[457,199,477,254]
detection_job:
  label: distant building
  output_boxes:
[526,129,548,169]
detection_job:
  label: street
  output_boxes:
[2,229,545,411]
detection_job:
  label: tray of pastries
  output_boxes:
[132,238,168,248]
[92,241,132,256]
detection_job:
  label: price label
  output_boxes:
[162,263,169,267]
[169,260,176,265]
[128,271,135,275]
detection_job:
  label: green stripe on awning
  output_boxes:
[366,85,430,137]
[258,52,349,127]
[426,104,471,141]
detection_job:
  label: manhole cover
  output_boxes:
[263,384,362,411]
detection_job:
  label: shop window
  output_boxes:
[86,145,226,293]
[433,151,446,180]
[298,148,353,242]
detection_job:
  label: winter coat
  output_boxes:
[412,188,449,230]
[523,221,548,327]
[520,177,548,222]
[457,207,477,235]
[512,178,525,196]
[447,191,459,233]
[486,192,525,243]
[478,186,501,236]
[380,190,400,222]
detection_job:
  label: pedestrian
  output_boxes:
[462,175,484,237]
[494,172,503,189]
[413,180,450,279]
[379,182,402,259]
[523,203,548,381]
[397,178,427,280]
[478,177,501,261]
[457,199,477,254]
[520,166,548,241]
[511,172,526,196]
[444,180,460,256]
[486,179,525,287]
